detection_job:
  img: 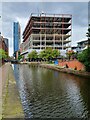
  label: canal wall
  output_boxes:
[39,64,90,78]
[20,62,90,78]
[58,59,85,71]
[2,63,24,119]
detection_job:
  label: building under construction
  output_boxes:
[22,13,72,56]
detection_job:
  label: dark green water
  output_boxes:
[13,64,90,118]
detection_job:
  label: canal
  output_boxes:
[13,64,90,118]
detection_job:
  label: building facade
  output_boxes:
[0,34,9,55]
[13,22,21,59]
[3,38,9,54]
[4,38,8,48]
[22,13,72,57]
[77,38,88,52]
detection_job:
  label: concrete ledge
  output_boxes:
[2,63,24,118]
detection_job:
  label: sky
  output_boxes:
[1,2,88,56]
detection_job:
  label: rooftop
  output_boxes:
[77,38,88,43]
[30,13,72,18]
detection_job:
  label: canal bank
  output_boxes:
[21,62,90,79]
[2,63,24,118]
[39,64,90,79]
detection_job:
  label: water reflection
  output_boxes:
[13,64,90,118]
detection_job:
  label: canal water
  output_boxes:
[13,64,90,118]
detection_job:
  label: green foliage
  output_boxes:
[39,48,60,60]
[28,50,38,59]
[18,51,21,60]
[78,24,90,71]
[18,55,22,60]
[66,50,75,59]
[0,49,7,59]
[86,24,90,46]
[27,49,60,61]
[39,49,47,59]
[52,49,60,58]
[78,47,90,72]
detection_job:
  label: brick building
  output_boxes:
[0,34,9,55]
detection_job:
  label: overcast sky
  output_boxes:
[1,2,88,56]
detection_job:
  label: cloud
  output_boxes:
[0,3,2,32]
[71,26,88,45]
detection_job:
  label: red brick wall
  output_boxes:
[58,59,85,70]
[0,37,8,55]
[0,40,3,49]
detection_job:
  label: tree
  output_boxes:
[18,55,22,60]
[78,24,90,71]
[66,50,75,60]
[0,49,7,59]
[39,49,47,60]
[86,24,90,47]
[28,50,38,60]
[52,49,60,58]
[39,48,60,61]
[78,48,90,72]
[45,48,53,60]
[18,51,22,60]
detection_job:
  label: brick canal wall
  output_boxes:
[58,59,85,71]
